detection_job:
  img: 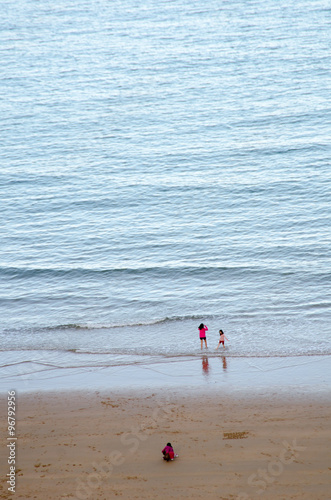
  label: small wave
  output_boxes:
[0,264,303,280]
[2,315,215,334]
[54,324,91,330]
[0,350,329,361]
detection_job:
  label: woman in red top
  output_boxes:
[198,323,208,349]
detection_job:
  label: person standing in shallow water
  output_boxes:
[216,329,229,350]
[198,323,208,349]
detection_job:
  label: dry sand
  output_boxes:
[0,388,330,500]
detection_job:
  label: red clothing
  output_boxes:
[199,326,208,339]
[162,445,173,455]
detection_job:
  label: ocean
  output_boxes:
[1,0,330,391]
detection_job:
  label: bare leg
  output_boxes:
[200,338,203,349]
[204,338,208,349]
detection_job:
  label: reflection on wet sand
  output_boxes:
[202,355,210,376]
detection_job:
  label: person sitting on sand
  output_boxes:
[162,442,176,461]
[198,323,208,349]
[216,329,229,349]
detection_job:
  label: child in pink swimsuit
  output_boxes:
[198,323,208,349]
[216,329,229,349]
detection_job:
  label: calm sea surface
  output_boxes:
[1,0,330,385]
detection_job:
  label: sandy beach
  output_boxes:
[1,388,330,500]
[2,0,331,499]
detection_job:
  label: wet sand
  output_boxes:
[1,354,330,394]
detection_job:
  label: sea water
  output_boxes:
[1,0,330,390]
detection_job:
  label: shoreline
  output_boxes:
[0,389,330,499]
[1,353,330,396]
